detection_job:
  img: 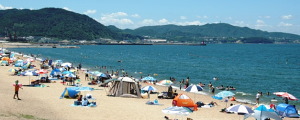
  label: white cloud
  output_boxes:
[176,21,204,26]
[141,19,155,25]
[255,19,267,27]
[278,22,293,27]
[226,17,233,20]
[180,16,187,20]
[234,21,250,27]
[259,16,271,19]
[0,4,13,10]
[84,10,96,15]
[197,15,209,19]
[158,18,169,24]
[98,12,133,26]
[131,14,140,18]
[63,7,72,11]
[105,12,128,18]
[281,15,293,20]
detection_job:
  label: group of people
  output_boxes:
[179,77,190,90]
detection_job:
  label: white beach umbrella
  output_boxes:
[61,62,72,67]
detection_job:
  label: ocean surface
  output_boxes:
[8,44,300,106]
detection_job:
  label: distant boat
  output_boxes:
[200,41,207,46]
[188,41,206,46]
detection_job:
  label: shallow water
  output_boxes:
[8,44,300,106]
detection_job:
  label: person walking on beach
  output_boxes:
[78,63,82,70]
[85,72,89,81]
[13,80,22,100]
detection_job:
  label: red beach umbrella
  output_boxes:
[273,92,298,101]
[36,69,48,74]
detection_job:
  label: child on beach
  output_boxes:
[13,80,22,100]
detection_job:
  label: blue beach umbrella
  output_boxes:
[185,84,203,101]
[185,85,203,93]
[226,104,254,114]
[141,76,156,81]
[244,105,282,120]
[162,106,193,116]
[62,71,73,75]
[213,91,235,100]
[64,73,76,78]
[142,86,157,92]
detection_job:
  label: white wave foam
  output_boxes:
[236,92,252,96]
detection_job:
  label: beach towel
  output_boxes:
[145,100,163,105]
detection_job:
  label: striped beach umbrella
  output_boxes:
[185,85,203,93]
[141,76,156,81]
[162,106,193,116]
[157,80,173,86]
[141,86,157,92]
[226,104,254,114]
[273,92,298,101]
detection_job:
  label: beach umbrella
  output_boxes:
[61,62,72,67]
[141,76,156,81]
[62,71,73,75]
[58,67,66,72]
[36,69,48,74]
[23,70,38,84]
[185,84,203,101]
[1,60,8,65]
[64,73,76,78]
[142,86,157,92]
[91,71,102,76]
[226,104,254,114]
[8,68,17,73]
[185,85,203,93]
[118,77,136,82]
[162,106,193,116]
[157,80,173,86]
[26,57,35,62]
[213,91,235,99]
[244,105,282,120]
[75,87,94,92]
[273,92,298,101]
[54,60,63,65]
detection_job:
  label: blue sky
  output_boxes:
[1,0,299,35]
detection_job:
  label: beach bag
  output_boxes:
[74,101,81,106]
[196,101,204,107]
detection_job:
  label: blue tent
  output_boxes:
[276,103,299,118]
[60,87,93,99]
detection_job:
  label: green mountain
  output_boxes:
[0,8,118,40]
[123,23,300,43]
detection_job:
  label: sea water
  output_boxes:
[8,44,300,106]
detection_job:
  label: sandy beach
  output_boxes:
[0,45,298,120]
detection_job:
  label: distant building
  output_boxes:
[145,39,167,43]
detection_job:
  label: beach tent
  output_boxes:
[14,60,24,67]
[60,87,93,99]
[108,77,141,98]
[276,103,299,118]
[172,94,198,111]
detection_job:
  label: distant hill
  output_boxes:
[0,8,120,40]
[123,23,300,43]
[1,8,299,43]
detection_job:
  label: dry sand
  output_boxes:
[0,46,297,120]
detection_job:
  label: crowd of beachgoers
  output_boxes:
[0,46,299,120]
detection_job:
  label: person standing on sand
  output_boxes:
[185,77,190,88]
[256,92,261,104]
[13,80,22,100]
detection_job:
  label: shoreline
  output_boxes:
[4,45,298,107]
[1,46,298,120]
